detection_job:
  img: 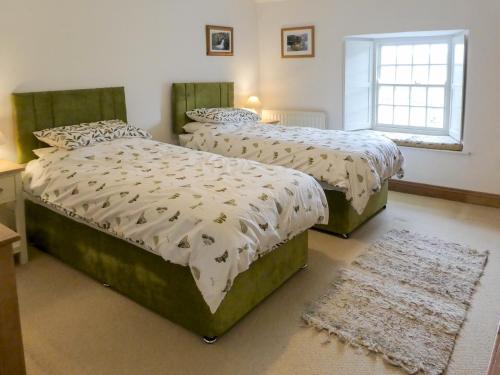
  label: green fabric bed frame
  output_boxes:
[26,200,307,338]
[13,87,308,339]
[316,182,388,237]
[172,82,388,237]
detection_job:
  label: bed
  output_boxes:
[13,87,328,342]
[172,82,404,238]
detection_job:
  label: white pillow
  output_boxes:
[186,108,260,124]
[182,122,206,133]
[33,147,58,158]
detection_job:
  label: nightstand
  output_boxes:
[0,161,27,264]
[260,120,280,125]
[0,224,26,375]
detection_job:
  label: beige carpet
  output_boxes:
[303,229,489,375]
[15,192,500,375]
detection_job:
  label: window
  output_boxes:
[376,40,450,133]
[344,30,467,142]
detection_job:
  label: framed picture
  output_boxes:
[281,26,315,58]
[206,25,233,56]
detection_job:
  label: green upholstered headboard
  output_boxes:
[12,87,127,163]
[172,82,234,134]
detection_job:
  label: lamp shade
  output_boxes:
[246,96,262,109]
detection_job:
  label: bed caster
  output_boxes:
[340,233,350,240]
[203,336,218,344]
[103,283,111,288]
[300,264,308,270]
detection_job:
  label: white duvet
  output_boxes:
[180,123,405,214]
[23,138,328,313]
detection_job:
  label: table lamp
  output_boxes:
[246,96,262,116]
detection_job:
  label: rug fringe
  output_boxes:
[303,313,422,375]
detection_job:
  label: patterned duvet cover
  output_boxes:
[180,123,404,214]
[23,138,328,313]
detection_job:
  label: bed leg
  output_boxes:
[341,233,350,240]
[300,264,308,270]
[203,336,218,344]
[103,283,111,288]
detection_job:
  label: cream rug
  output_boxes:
[303,229,489,375]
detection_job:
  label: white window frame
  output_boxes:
[372,36,454,136]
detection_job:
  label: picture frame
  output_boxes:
[281,26,315,58]
[206,25,234,56]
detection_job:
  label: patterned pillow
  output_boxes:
[123,123,152,139]
[33,120,151,150]
[186,108,260,124]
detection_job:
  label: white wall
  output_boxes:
[257,0,500,194]
[2,0,499,194]
[0,0,260,161]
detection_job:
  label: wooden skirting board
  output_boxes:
[389,179,500,209]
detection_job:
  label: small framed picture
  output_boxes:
[281,26,315,58]
[206,25,233,56]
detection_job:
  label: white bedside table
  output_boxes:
[0,161,27,264]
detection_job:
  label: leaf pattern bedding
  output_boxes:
[23,138,328,313]
[180,123,405,214]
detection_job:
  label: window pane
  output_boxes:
[413,44,430,64]
[427,108,444,128]
[410,107,426,126]
[453,64,464,83]
[427,87,445,107]
[430,44,448,64]
[429,65,447,84]
[396,65,412,84]
[379,66,396,83]
[381,45,397,65]
[394,106,409,125]
[378,86,394,105]
[396,45,413,64]
[378,105,393,124]
[454,43,464,65]
[410,87,427,106]
[394,86,410,105]
[412,65,429,84]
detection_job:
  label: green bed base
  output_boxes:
[316,181,388,238]
[27,200,308,338]
[171,82,389,237]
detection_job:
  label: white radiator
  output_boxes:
[261,109,327,129]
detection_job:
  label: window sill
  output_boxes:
[375,131,463,151]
